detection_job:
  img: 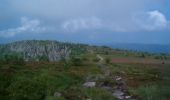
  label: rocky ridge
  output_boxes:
[0,40,87,61]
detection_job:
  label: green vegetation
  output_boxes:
[105,57,111,64]
[0,53,105,100]
[0,40,170,100]
[130,85,170,100]
[82,88,115,100]
[0,54,25,65]
[1,53,169,100]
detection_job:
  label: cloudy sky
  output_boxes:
[0,0,170,44]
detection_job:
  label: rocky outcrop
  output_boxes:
[0,40,87,61]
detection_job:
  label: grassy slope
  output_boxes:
[0,45,170,100]
[104,53,170,100]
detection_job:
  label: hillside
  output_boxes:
[108,43,170,53]
[0,40,170,100]
[0,40,88,61]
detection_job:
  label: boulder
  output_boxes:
[113,90,124,99]
[83,82,96,88]
[54,92,62,97]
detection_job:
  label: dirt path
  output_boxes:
[97,54,111,76]
[96,55,140,100]
[97,54,104,63]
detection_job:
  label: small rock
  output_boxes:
[113,90,124,99]
[117,81,126,86]
[116,77,122,81]
[115,76,122,81]
[86,98,92,100]
[117,95,124,100]
[113,90,124,96]
[125,96,131,99]
[83,82,96,88]
[54,92,61,97]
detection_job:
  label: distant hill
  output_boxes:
[107,43,170,54]
[0,40,169,62]
[0,40,88,61]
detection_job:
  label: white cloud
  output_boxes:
[61,17,131,32]
[148,10,167,28]
[1,0,169,35]
[1,11,168,37]
[134,10,168,31]
[62,10,169,33]
[0,17,50,37]
[62,17,102,32]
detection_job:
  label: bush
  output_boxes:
[7,77,46,100]
[0,54,25,65]
[60,57,72,69]
[39,55,49,62]
[82,88,115,100]
[139,53,145,58]
[0,75,12,99]
[105,57,111,64]
[130,85,170,100]
[71,57,83,66]
[93,57,100,62]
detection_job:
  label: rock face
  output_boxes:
[0,40,87,61]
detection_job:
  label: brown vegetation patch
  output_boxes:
[112,57,170,64]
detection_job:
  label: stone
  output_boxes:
[116,77,122,81]
[117,95,124,100]
[83,82,96,88]
[125,96,131,99]
[113,90,124,96]
[115,76,122,81]
[86,98,92,100]
[54,92,61,97]
[113,90,124,99]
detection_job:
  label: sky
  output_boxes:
[0,0,170,44]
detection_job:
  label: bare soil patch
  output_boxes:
[112,57,170,64]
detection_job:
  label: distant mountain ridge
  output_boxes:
[0,40,88,61]
[0,40,169,62]
[107,43,170,54]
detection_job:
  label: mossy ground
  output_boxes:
[0,52,170,100]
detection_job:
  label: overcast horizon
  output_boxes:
[0,0,170,45]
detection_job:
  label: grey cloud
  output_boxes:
[2,0,169,33]
[9,0,144,20]
[0,17,53,37]
[61,17,102,32]
[133,10,168,31]
[61,10,169,32]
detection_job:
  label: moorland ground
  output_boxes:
[0,43,170,100]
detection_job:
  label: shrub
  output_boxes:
[139,53,146,58]
[0,54,25,65]
[38,55,49,62]
[93,57,100,62]
[82,88,115,100]
[71,57,83,66]
[7,77,46,100]
[130,85,170,100]
[105,57,111,64]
